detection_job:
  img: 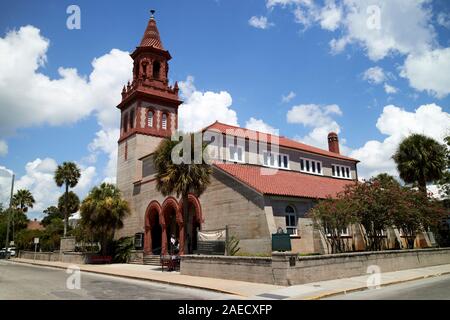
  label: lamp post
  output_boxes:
[1,169,14,258]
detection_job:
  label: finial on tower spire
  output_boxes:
[150,9,156,19]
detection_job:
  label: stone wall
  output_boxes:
[181,248,450,286]
[18,251,93,264]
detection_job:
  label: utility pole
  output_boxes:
[5,173,15,258]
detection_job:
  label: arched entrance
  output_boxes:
[144,201,162,255]
[162,197,183,255]
[179,194,203,255]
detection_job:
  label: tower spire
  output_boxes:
[139,10,164,49]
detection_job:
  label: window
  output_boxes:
[300,157,322,175]
[228,145,244,163]
[153,61,161,79]
[123,113,128,132]
[332,164,352,179]
[285,205,297,236]
[162,113,167,130]
[147,110,154,128]
[263,152,289,169]
[129,109,135,129]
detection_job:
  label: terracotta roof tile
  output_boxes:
[140,17,164,50]
[214,163,356,199]
[205,121,359,163]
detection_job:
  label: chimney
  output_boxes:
[328,132,340,154]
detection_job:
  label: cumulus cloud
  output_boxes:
[88,128,120,183]
[363,66,385,84]
[384,83,398,94]
[248,16,273,29]
[400,48,450,99]
[178,76,238,132]
[437,12,450,29]
[245,118,279,135]
[287,103,345,150]
[350,103,450,180]
[0,140,7,156]
[281,91,296,103]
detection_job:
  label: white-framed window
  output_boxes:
[332,164,351,179]
[285,205,298,236]
[263,151,289,169]
[161,113,167,130]
[300,157,322,175]
[147,110,154,128]
[228,144,244,163]
[325,225,350,237]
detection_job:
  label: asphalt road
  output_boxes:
[0,260,234,300]
[324,274,450,300]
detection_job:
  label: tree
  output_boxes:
[308,195,358,253]
[438,136,450,207]
[153,133,212,253]
[370,173,400,188]
[393,134,447,194]
[42,206,64,227]
[58,191,80,230]
[54,162,81,237]
[12,189,34,243]
[80,183,130,256]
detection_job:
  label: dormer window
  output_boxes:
[147,110,154,128]
[300,157,322,175]
[263,151,289,169]
[332,164,351,179]
[161,113,167,130]
[228,145,244,163]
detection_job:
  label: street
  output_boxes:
[0,261,234,300]
[324,274,450,300]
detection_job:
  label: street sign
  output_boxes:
[34,238,39,244]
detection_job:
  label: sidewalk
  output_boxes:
[9,258,450,300]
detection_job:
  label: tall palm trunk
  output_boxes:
[418,173,427,195]
[64,183,68,237]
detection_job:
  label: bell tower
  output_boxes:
[116,11,182,198]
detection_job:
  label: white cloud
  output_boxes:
[0,158,96,219]
[248,16,273,29]
[178,76,238,132]
[245,118,278,135]
[287,103,345,150]
[400,47,450,99]
[363,66,385,84]
[0,140,7,156]
[350,103,450,179]
[281,91,296,103]
[319,0,342,31]
[437,12,450,29]
[88,128,119,183]
[384,83,398,94]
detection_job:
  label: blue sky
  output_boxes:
[0,0,449,218]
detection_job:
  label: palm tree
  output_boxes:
[153,132,212,253]
[54,162,81,237]
[12,189,35,242]
[57,191,80,230]
[80,183,130,256]
[393,134,447,194]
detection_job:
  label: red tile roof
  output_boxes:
[204,121,359,162]
[27,219,44,231]
[139,17,164,49]
[214,163,356,199]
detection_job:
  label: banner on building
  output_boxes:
[197,229,226,241]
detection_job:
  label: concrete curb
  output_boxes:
[8,259,245,298]
[301,271,450,300]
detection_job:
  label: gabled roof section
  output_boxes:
[214,163,356,199]
[204,121,359,163]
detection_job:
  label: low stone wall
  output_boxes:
[181,255,273,284]
[181,248,450,286]
[18,251,93,264]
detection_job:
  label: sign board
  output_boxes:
[195,241,226,255]
[34,238,39,244]
[272,233,291,252]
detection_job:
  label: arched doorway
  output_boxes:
[144,201,162,255]
[179,194,203,255]
[162,197,182,255]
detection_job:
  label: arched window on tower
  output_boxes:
[153,61,161,79]
[161,113,167,130]
[123,113,128,133]
[147,110,154,128]
[129,109,135,129]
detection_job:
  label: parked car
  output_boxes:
[0,247,16,257]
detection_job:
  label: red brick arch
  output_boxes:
[161,196,182,254]
[178,194,203,224]
[144,200,162,254]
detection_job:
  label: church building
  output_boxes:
[115,13,362,257]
